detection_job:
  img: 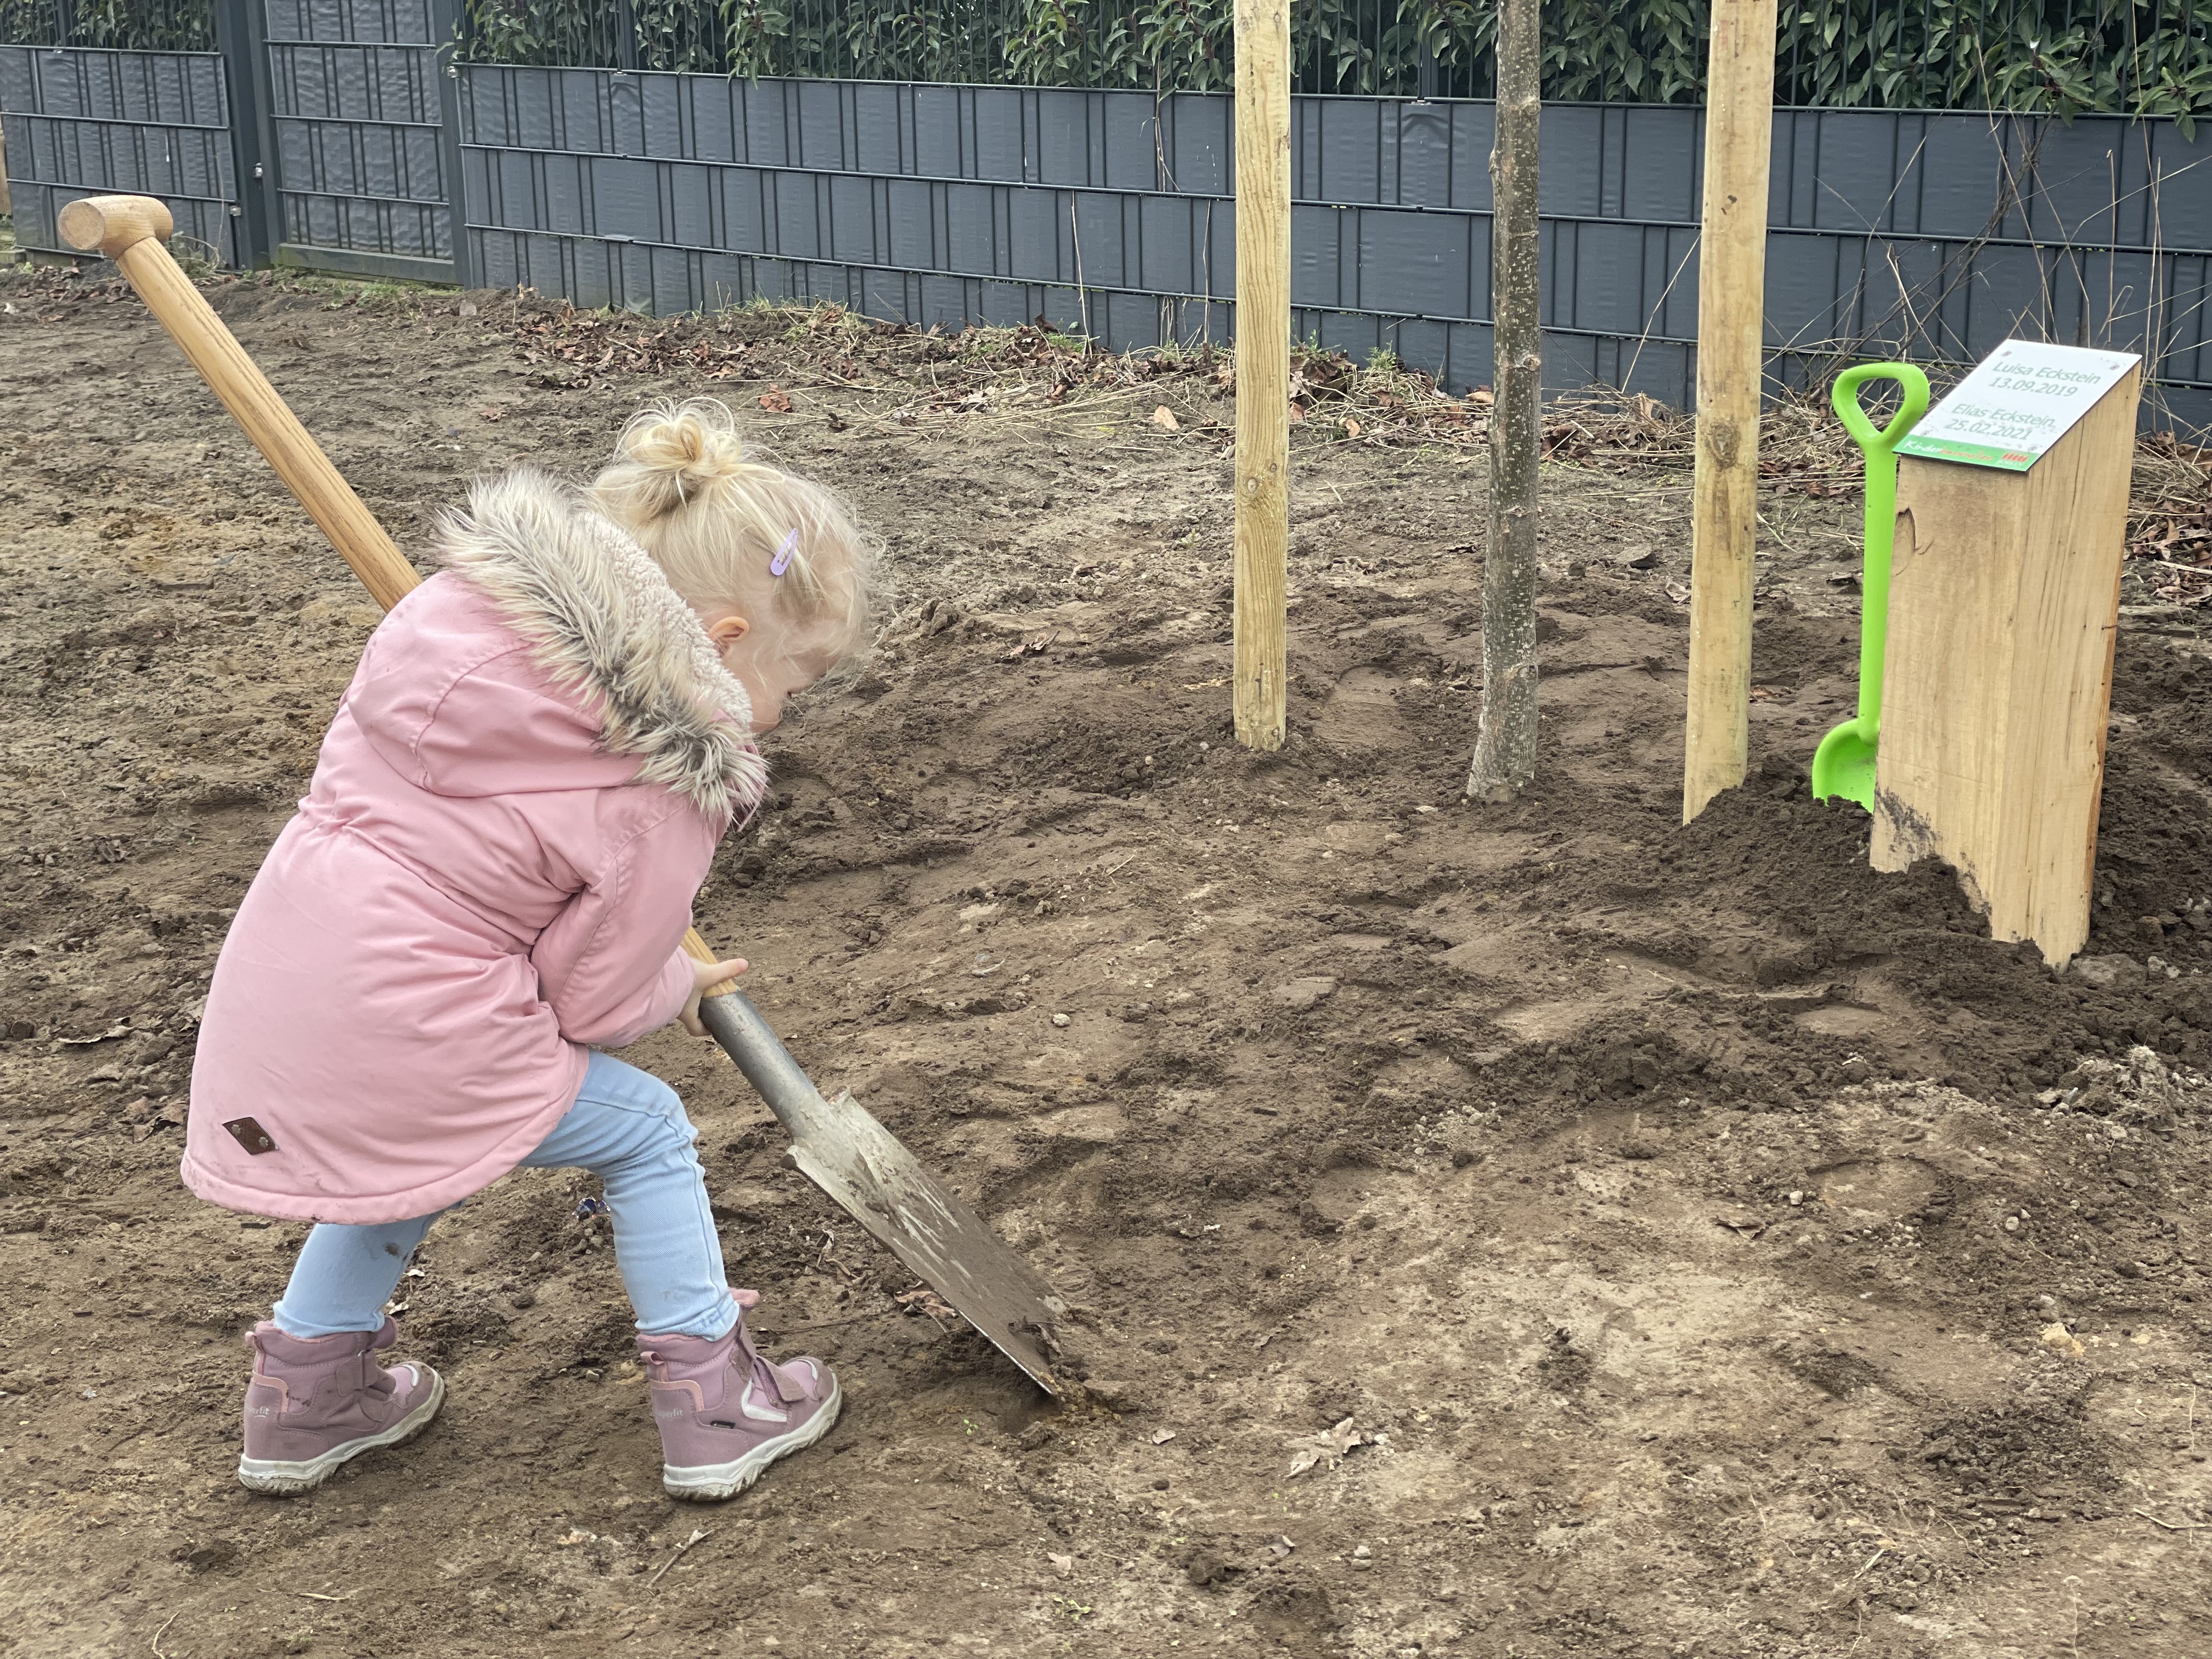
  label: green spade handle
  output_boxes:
[1830,363,1930,736]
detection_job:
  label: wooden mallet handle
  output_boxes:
[67,193,739,987]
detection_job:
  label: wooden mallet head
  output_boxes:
[58,194,176,260]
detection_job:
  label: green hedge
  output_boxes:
[1,0,214,50]
[465,0,2211,122]
[4,0,2203,123]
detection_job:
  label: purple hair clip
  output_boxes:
[769,527,799,577]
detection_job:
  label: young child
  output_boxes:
[180,399,876,1501]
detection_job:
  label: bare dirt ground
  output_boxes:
[3,263,2211,1659]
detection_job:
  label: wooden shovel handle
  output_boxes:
[59,194,420,612]
[69,194,738,984]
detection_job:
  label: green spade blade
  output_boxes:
[1810,362,1930,811]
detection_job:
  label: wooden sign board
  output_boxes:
[1869,344,2143,967]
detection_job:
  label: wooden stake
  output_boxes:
[1233,0,1290,753]
[1680,0,1779,823]
[1465,0,1542,802]
[1870,366,2141,967]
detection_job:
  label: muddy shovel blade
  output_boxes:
[696,991,1067,1397]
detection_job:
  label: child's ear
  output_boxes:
[704,613,751,651]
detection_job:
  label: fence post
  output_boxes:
[428,0,476,289]
[213,0,279,267]
[614,0,639,72]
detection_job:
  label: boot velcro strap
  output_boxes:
[762,1358,811,1406]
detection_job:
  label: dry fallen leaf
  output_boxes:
[1151,404,1180,431]
[759,385,794,413]
[1048,1551,1074,1578]
[894,1286,957,1321]
[1285,1416,1368,1477]
[1343,418,1363,439]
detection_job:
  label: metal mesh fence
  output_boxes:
[0,0,215,50]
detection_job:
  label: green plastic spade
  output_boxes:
[1809,362,1931,811]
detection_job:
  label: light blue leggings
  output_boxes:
[272,1052,736,1341]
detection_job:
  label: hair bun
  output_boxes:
[608,400,750,520]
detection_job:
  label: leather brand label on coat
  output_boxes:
[223,1117,279,1155]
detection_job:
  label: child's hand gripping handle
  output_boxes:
[680,932,831,1140]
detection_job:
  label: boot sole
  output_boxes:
[236,1368,446,1496]
[662,1375,843,1503]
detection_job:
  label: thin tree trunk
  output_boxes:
[1465,0,1542,802]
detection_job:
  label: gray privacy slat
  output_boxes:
[1162,94,1228,195]
[1568,220,1661,339]
[1358,205,1475,319]
[1620,108,1696,222]
[11,48,228,127]
[641,74,683,157]
[272,0,433,45]
[1914,115,2011,239]
[910,86,958,178]
[1809,111,1908,232]
[1538,107,1604,218]
[1397,106,1452,208]
[0,48,34,112]
[853,82,901,176]
[2024,119,2134,247]
[971,87,1023,180]
[277,115,443,201]
[1103,93,1159,193]
[795,80,843,172]
[1034,89,1087,187]
[269,45,437,125]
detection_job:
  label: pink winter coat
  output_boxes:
[182,470,767,1224]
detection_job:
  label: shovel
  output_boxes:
[1809,362,1930,812]
[60,195,1070,1398]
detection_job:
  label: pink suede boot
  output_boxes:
[237,1317,444,1495]
[640,1289,840,1502]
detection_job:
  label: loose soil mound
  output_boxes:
[3,267,2210,1658]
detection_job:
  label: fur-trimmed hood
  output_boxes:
[428,467,767,821]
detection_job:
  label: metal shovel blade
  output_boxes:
[696,990,1068,1397]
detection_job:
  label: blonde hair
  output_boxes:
[589,398,878,667]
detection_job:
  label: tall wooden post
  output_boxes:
[1464,0,1541,802]
[1680,0,1779,822]
[1233,0,1290,752]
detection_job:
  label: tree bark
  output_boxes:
[1466,0,1542,802]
